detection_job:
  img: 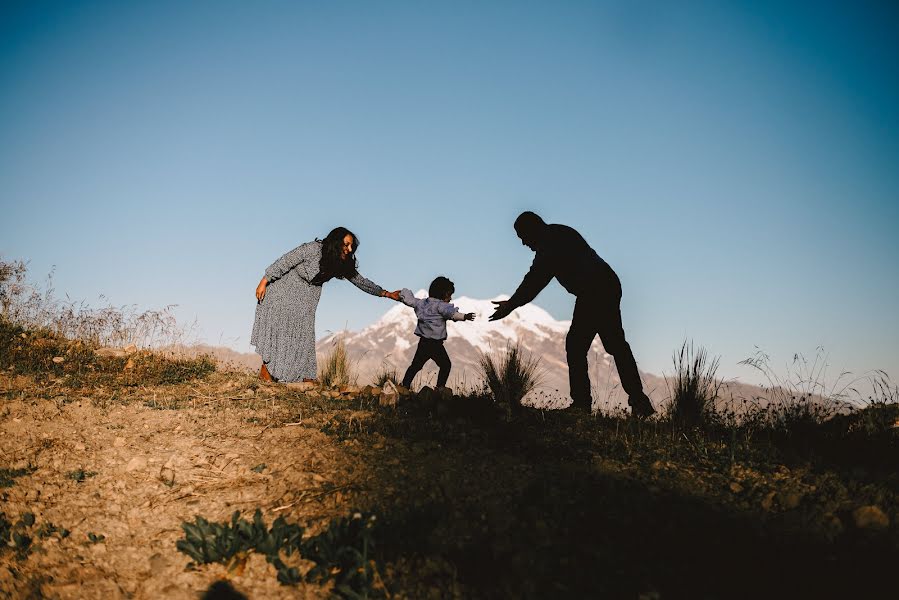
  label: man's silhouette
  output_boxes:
[490,211,655,417]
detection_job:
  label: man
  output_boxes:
[489,211,655,417]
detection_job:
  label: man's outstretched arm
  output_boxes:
[490,254,553,321]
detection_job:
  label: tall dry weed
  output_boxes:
[0,257,195,348]
[318,337,356,388]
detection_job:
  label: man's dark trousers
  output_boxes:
[566,287,644,410]
[403,337,452,388]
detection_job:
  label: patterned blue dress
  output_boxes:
[251,240,385,382]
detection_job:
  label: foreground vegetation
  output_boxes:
[1,258,896,598]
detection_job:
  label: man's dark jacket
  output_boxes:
[507,224,620,308]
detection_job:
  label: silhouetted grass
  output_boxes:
[666,340,722,428]
[479,343,544,416]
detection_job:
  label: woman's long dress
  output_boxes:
[251,240,385,381]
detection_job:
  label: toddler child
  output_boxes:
[398,276,475,389]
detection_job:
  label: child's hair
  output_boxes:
[428,276,455,299]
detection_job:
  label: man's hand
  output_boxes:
[489,300,513,321]
[383,290,401,301]
[256,277,267,303]
[464,312,476,321]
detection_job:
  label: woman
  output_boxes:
[251,227,400,382]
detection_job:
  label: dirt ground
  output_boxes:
[0,371,393,599]
[2,367,897,599]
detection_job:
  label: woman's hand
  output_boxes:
[382,290,401,301]
[256,277,268,303]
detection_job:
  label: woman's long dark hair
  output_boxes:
[310,227,359,286]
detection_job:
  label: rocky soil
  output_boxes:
[1,368,897,599]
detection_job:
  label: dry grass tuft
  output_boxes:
[318,337,356,388]
[479,342,544,416]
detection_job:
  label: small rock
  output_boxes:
[124,344,137,354]
[285,381,316,392]
[339,385,362,395]
[52,356,65,364]
[380,381,398,407]
[853,505,889,530]
[96,347,127,358]
[113,437,126,448]
[74,442,86,451]
[821,513,844,538]
[149,553,169,572]
[779,491,803,510]
[126,456,148,472]
[729,482,743,494]
[369,386,382,397]
[436,386,454,401]
[418,386,436,407]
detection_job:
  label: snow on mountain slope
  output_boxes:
[316,292,654,409]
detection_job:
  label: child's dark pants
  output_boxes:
[402,337,451,388]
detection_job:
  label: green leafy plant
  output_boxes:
[66,468,97,483]
[0,465,35,488]
[0,512,37,558]
[0,512,11,546]
[87,532,106,543]
[176,510,305,584]
[301,512,382,597]
[35,522,69,539]
[176,509,386,597]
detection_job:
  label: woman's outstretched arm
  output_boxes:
[348,272,400,300]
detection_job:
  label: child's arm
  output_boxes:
[398,288,420,308]
[440,302,475,322]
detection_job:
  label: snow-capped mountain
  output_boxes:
[316,291,658,410]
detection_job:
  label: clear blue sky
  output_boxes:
[1,0,897,389]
